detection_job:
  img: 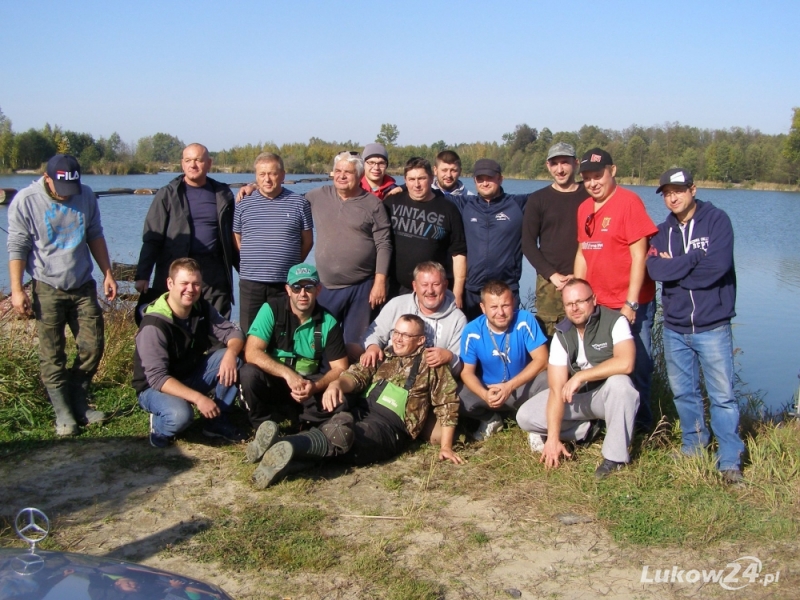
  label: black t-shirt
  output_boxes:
[186,182,219,255]
[384,192,467,288]
[522,183,587,279]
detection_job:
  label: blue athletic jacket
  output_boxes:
[646,199,736,334]
[450,188,528,292]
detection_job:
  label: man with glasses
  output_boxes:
[517,279,639,479]
[646,168,745,485]
[360,143,397,199]
[522,142,587,336]
[249,314,463,489]
[459,280,548,441]
[574,148,657,431]
[239,263,349,435]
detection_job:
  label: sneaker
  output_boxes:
[594,458,626,480]
[203,417,247,443]
[253,441,294,489]
[528,432,545,453]
[149,414,174,448]
[721,468,744,485]
[471,413,504,442]
[245,421,279,463]
[577,420,604,447]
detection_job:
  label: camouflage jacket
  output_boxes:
[343,347,458,439]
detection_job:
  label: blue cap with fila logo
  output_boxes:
[46,154,82,197]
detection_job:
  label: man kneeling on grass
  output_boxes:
[133,258,246,447]
[516,279,639,480]
[247,314,463,488]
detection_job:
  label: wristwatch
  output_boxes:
[625,300,640,311]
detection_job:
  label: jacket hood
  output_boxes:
[413,289,459,320]
[665,198,713,228]
[433,178,467,196]
[143,292,202,323]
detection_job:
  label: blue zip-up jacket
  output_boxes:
[646,199,736,334]
[450,188,528,292]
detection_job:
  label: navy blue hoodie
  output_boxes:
[646,199,736,334]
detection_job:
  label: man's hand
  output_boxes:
[360,344,384,368]
[561,374,584,404]
[217,352,239,387]
[385,186,403,197]
[284,371,307,400]
[540,437,572,469]
[103,273,118,302]
[439,447,464,465]
[549,273,572,291]
[424,347,452,368]
[453,288,464,309]
[290,379,314,402]
[620,304,636,325]
[321,381,344,412]
[236,183,256,201]
[659,251,672,259]
[369,278,386,309]
[196,396,220,419]
[134,279,150,294]
[11,289,32,317]
[485,383,512,408]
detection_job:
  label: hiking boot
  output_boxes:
[471,413,504,442]
[245,421,279,463]
[721,468,744,485]
[253,441,294,489]
[528,432,545,453]
[149,414,175,448]
[594,458,626,480]
[203,416,247,443]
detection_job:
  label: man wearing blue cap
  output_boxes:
[7,154,118,435]
[646,168,745,484]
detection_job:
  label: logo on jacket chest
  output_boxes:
[689,237,709,251]
[591,342,609,351]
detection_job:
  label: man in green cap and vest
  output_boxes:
[239,263,350,434]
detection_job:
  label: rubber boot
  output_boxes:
[69,377,105,425]
[253,428,328,489]
[47,386,78,437]
[245,421,280,463]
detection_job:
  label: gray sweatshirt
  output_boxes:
[305,185,392,289]
[362,290,467,373]
[7,177,104,290]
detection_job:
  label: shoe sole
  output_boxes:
[245,421,279,463]
[253,441,293,489]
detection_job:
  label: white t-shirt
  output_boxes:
[549,316,633,369]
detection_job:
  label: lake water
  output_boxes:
[2,173,798,410]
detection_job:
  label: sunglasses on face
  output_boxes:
[289,283,316,293]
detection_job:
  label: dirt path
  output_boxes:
[1,438,794,599]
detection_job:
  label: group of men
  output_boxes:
[6,138,745,485]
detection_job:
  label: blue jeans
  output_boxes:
[630,299,655,430]
[662,324,744,471]
[138,349,240,437]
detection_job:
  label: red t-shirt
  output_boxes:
[576,186,658,308]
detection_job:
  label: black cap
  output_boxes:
[46,154,82,196]
[656,168,694,194]
[578,148,613,173]
[473,158,502,177]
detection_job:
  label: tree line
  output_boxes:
[2,106,799,185]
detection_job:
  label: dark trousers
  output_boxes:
[344,397,410,466]
[238,279,287,334]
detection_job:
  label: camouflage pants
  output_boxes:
[534,274,565,337]
[32,279,104,389]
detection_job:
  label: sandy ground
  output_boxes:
[1,436,795,599]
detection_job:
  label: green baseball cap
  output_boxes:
[287,263,320,285]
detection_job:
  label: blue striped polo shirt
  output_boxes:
[233,187,313,283]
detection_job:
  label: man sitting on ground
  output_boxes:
[459,280,548,441]
[239,263,349,433]
[516,279,639,479]
[133,258,246,447]
[247,314,463,489]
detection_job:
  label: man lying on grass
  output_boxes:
[247,314,463,488]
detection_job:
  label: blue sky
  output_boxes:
[2,0,798,151]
